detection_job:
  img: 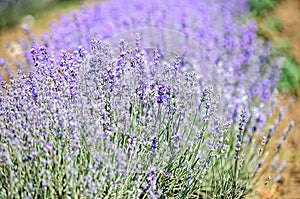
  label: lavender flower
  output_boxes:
[0,0,292,198]
[276,120,294,153]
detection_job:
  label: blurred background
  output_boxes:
[0,0,81,29]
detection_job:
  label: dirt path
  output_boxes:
[271,94,300,199]
[257,0,300,64]
[273,0,300,64]
[258,0,300,198]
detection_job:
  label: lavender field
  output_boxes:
[0,0,297,198]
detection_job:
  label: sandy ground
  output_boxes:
[257,0,300,64]
[273,0,300,64]
[257,0,300,198]
[269,94,300,199]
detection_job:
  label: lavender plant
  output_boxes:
[0,35,290,198]
[0,0,291,198]
[2,0,282,128]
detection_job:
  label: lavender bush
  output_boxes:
[0,36,291,198]
[0,0,291,198]
[2,0,281,127]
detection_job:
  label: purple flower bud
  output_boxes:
[45,142,53,150]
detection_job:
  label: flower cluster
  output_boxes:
[0,0,290,198]
[3,0,281,122]
[0,36,289,198]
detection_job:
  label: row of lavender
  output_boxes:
[0,0,290,198]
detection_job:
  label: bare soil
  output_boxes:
[273,0,300,64]
[257,0,300,64]
[270,94,300,199]
[257,0,300,198]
